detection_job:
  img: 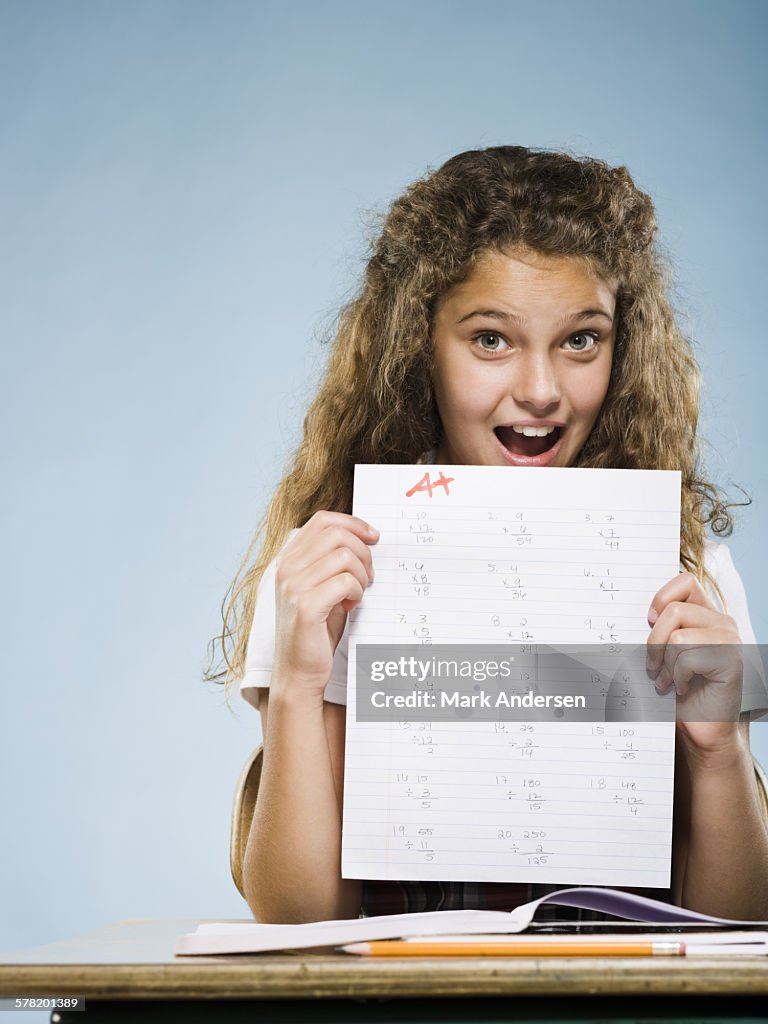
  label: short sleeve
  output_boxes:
[239,530,349,709]
[704,541,768,718]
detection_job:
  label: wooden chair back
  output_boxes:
[230,745,263,899]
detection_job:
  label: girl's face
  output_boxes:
[431,249,617,468]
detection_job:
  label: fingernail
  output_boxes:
[648,606,658,624]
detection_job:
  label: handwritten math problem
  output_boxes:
[342,464,681,887]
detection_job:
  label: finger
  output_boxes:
[310,572,367,619]
[659,626,743,681]
[649,621,742,684]
[654,664,675,696]
[651,627,741,700]
[284,524,377,580]
[647,572,714,627]
[670,643,742,699]
[304,510,380,543]
[298,547,372,596]
[646,602,728,673]
[280,511,379,572]
[279,571,367,625]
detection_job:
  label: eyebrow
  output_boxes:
[456,308,614,326]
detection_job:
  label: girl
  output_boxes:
[211,146,768,924]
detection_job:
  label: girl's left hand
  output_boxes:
[646,572,743,757]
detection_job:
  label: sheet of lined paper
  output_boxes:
[342,465,681,888]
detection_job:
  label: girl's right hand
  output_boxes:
[272,511,380,700]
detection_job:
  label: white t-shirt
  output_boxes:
[241,527,767,717]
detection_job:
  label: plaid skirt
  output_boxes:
[360,880,674,923]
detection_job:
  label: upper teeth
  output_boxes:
[512,425,557,437]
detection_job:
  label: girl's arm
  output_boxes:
[242,690,361,923]
[240,511,377,923]
[673,715,768,920]
[647,570,768,918]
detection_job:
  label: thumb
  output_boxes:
[326,604,349,648]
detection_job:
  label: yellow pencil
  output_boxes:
[340,940,686,957]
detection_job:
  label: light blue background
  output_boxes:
[2,0,766,976]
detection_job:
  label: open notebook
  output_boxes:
[342,465,681,889]
[173,887,768,955]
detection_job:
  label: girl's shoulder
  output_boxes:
[700,538,752,634]
[701,537,726,605]
[702,539,768,717]
[238,529,298,708]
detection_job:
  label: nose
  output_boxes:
[509,350,561,411]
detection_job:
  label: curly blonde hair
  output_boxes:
[206,145,747,696]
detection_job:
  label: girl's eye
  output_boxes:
[472,331,600,355]
[565,332,599,353]
[474,332,509,353]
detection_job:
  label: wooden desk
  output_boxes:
[2,918,768,1022]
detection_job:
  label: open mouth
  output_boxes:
[494,425,564,458]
